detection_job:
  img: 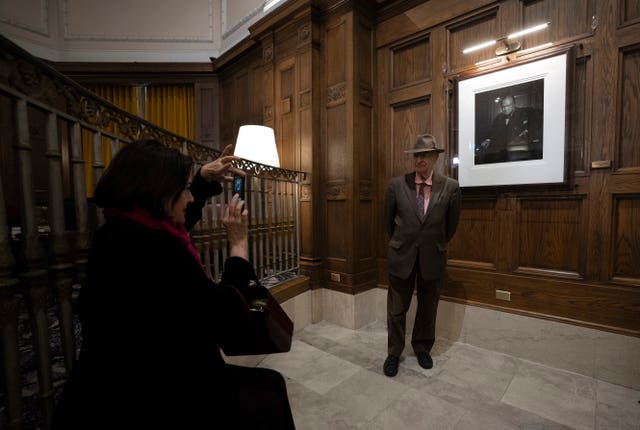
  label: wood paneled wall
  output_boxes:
[214,1,326,288]
[213,0,640,336]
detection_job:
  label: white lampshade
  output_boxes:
[233,125,280,168]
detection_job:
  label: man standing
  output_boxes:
[383,134,461,377]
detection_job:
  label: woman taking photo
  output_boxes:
[52,139,295,429]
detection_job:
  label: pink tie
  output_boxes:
[417,183,427,214]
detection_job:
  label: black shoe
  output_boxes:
[383,355,399,377]
[416,352,433,369]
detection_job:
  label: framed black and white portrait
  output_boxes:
[457,51,570,187]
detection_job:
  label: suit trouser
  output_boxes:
[387,259,442,357]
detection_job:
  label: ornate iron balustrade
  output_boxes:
[0,34,304,429]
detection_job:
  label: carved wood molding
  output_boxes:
[359,83,372,107]
[300,183,312,201]
[300,90,311,108]
[359,180,373,199]
[326,182,346,200]
[263,43,274,63]
[326,82,346,107]
[264,104,273,122]
[298,23,311,45]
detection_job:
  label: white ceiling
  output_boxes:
[0,0,283,62]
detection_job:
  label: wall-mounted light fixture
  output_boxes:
[462,22,550,57]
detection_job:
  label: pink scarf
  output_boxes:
[104,206,203,268]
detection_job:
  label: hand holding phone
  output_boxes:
[233,176,245,201]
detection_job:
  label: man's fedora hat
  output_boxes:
[404,134,445,154]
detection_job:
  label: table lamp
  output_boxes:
[233,125,280,168]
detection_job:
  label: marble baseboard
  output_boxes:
[434,300,640,390]
[295,287,640,390]
[312,288,382,329]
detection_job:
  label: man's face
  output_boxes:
[501,97,514,115]
[414,152,438,177]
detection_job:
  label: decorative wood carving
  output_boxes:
[359,83,372,107]
[298,23,311,44]
[264,105,273,122]
[300,184,312,201]
[359,180,372,199]
[263,44,274,63]
[326,82,346,107]
[326,183,346,200]
[300,90,311,108]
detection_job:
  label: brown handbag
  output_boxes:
[220,280,294,356]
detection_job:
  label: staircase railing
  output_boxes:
[0,34,304,430]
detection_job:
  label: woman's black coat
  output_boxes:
[52,172,259,428]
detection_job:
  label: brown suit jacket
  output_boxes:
[384,171,461,280]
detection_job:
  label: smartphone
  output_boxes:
[233,175,245,201]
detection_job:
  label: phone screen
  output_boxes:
[233,176,245,201]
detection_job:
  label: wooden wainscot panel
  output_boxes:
[326,101,348,180]
[219,78,236,146]
[611,194,640,286]
[448,198,498,269]
[375,0,495,49]
[514,196,587,279]
[390,33,431,90]
[618,0,640,26]
[390,97,431,177]
[249,64,268,125]
[326,201,349,263]
[443,267,640,335]
[521,0,595,48]
[356,199,374,262]
[570,54,592,175]
[276,59,297,169]
[358,102,373,179]
[235,71,251,125]
[446,7,499,73]
[356,18,373,87]
[617,44,640,171]
[194,80,219,148]
[325,15,347,87]
[273,21,300,60]
[326,181,348,270]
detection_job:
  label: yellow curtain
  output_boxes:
[83,85,139,196]
[145,85,195,140]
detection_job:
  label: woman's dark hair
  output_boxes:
[93,139,194,218]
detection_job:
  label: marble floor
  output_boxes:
[258,320,640,430]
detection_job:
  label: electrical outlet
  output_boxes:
[495,289,511,301]
[330,272,341,282]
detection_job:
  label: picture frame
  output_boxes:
[457,51,569,187]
